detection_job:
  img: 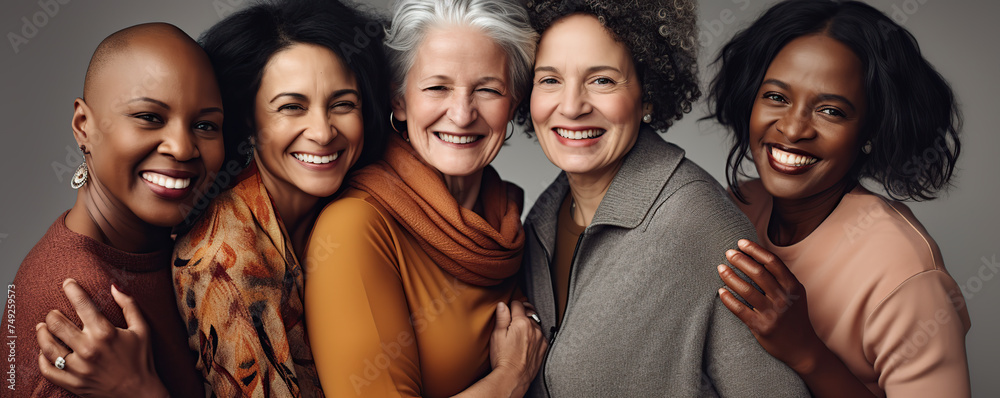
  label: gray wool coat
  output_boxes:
[521,128,810,397]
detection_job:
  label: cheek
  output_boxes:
[200,138,226,174]
[341,115,365,158]
[254,116,295,156]
[482,100,513,133]
[529,92,556,126]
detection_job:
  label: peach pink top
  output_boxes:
[737,180,971,397]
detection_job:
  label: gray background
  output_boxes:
[1,0,996,394]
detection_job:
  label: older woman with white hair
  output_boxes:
[304,0,545,397]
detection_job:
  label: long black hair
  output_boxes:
[706,0,961,202]
[200,0,391,178]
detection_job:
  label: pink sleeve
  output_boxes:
[863,269,971,397]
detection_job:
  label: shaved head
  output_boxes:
[83,23,207,101]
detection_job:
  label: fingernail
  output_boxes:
[35,323,43,331]
[717,264,727,274]
[111,282,127,296]
[726,249,737,258]
[718,287,727,296]
[738,239,750,248]
[498,302,507,312]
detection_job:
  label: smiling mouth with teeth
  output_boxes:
[293,152,340,164]
[141,172,191,190]
[436,132,482,144]
[769,145,819,167]
[555,128,606,140]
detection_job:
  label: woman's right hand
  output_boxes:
[35,278,169,398]
[489,300,548,397]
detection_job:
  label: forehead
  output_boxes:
[259,43,357,90]
[764,34,864,95]
[535,14,633,72]
[409,26,508,80]
[91,43,218,106]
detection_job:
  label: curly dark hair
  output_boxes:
[706,0,961,203]
[515,0,701,134]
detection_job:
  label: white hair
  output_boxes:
[384,0,538,104]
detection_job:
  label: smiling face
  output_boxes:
[749,34,867,201]
[75,32,225,228]
[530,14,647,177]
[253,43,364,201]
[392,26,513,178]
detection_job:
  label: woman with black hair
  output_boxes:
[168,0,391,395]
[35,0,392,396]
[708,1,970,396]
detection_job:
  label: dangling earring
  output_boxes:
[862,140,872,154]
[642,113,652,124]
[505,121,514,141]
[244,139,255,168]
[71,145,88,189]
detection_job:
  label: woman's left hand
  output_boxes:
[716,239,825,374]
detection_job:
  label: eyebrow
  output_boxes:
[269,89,361,104]
[421,75,506,86]
[534,65,624,75]
[760,79,857,112]
[128,97,169,109]
[128,97,221,115]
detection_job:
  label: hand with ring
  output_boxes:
[487,300,548,398]
[35,278,169,398]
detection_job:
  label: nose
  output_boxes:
[774,107,817,142]
[302,107,338,146]
[447,89,478,128]
[159,121,199,161]
[557,83,591,119]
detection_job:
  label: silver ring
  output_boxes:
[54,356,66,370]
[528,313,541,325]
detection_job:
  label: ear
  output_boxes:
[390,88,407,121]
[71,98,93,150]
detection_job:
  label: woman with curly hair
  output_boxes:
[708,1,970,397]
[516,1,809,396]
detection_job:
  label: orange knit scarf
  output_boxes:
[348,135,525,287]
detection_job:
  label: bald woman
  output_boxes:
[7,23,226,397]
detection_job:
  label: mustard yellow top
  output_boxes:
[304,188,521,398]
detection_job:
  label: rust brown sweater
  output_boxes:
[5,211,202,397]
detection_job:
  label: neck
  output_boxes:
[256,160,321,258]
[443,169,484,212]
[65,183,171,253]
[768,179,854,246]
[565,160,623,226]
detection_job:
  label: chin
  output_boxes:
[138,209,186,228]
[431,161,486,178]
[300,179,346,199]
